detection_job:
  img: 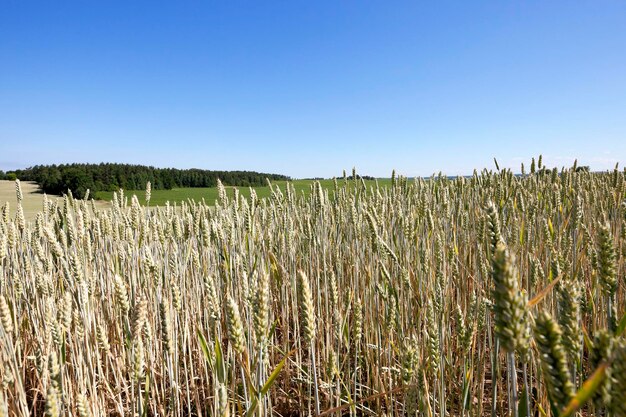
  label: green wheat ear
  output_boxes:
[491,242,526,354]
[590,330,613,411]
[253,271,271,346]
[597,222,618,331]
[610,341,626,416]
[159,301,173,354]
[485,201,502,256]
[556,279,581,361]
[225,293,246,355]
[534,311,575,413]
[597,222,617,297]
[297,270,316,343]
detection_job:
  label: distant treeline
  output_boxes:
[2,163,290,199]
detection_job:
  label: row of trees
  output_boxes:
[4,163,290,199]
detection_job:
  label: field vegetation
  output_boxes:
[94,178,392,207]
[0,158,625,416]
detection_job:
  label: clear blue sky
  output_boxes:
[1,1,626,178]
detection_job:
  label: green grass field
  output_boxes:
[95,178,393,205]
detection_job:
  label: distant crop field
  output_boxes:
[0,180,53,217]
[0,180,110,221]
[94,178,392,205]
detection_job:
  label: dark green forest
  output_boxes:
[1,163,289,198]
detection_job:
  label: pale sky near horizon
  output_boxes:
[1,1,626,178]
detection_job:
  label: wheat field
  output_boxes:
[0,181,110,223]
[0,161,625,416]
